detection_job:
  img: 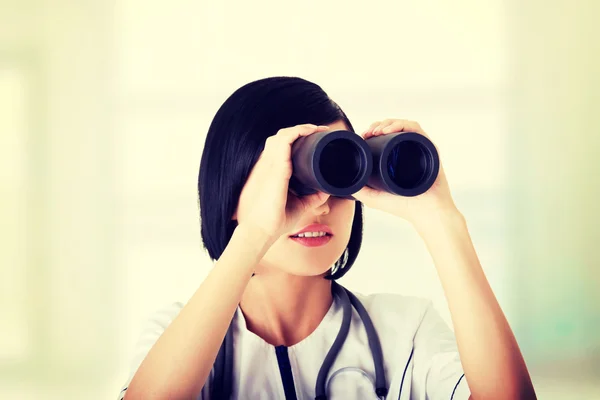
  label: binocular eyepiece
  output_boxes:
[289,130,439,198]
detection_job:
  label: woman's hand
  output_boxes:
[234,124,331,242]
[352,119,460,226]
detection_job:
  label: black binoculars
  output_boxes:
[289,130,439,198]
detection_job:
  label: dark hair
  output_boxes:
[198,76,363,279]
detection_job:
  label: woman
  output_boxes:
[119,77,536,399]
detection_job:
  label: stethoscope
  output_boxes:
[208,281,388,400]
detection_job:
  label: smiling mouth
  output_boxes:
[289,233,333,247]
[289,233,333,238]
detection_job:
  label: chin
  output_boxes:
[282,254,340,277]
[288,265,333,278]
[261,238,347,277]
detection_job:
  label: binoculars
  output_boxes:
[289,130,439,198]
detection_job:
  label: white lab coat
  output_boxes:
[118,290,471,399]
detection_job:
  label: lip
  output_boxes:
[289,235,332,247]
[289,223,333,237]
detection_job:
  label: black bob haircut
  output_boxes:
[198,76,363,280]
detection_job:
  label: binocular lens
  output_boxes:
[367,131,439,196]
[289,130,372,197]
[387,141,430,189]
[289,129,439,198]
[319,139,364,189]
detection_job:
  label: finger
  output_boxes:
[361,121,381,139]
[372,119,395,135]
[288,191,329,220]
[351,186,379,204]
[276,124,330,145]
[263,124,329,160]
[301,191,330,211]
[381,119,424,135]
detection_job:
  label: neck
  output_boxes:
[239,269,333,347]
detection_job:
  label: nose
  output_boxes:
[311,192,331,215]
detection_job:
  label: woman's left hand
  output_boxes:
[352,119,460,226]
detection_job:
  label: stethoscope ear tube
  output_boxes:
[315,282,388,400]
[315,282,353,399]
[290,130,439,198]
[345,289,388,399]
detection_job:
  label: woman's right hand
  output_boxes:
[233,124,332,242]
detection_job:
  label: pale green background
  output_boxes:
[1,0,599,398]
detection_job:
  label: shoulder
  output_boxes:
[118,302,186,398]
[351,290,432,321]
[130,302,185,364]
[140,301,185,332]
[350,290,434,338]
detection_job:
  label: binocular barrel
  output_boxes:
[289,130,439,198]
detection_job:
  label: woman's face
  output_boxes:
[257,120,356,277]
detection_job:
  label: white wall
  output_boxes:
[1,0,598,398]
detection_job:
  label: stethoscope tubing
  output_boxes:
[209,282,388,400]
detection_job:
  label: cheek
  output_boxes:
[332,199,356,239]
[254,200,356,275]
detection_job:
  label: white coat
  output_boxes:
[118,290,471,399]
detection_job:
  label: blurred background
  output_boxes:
[1,0,599,398]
